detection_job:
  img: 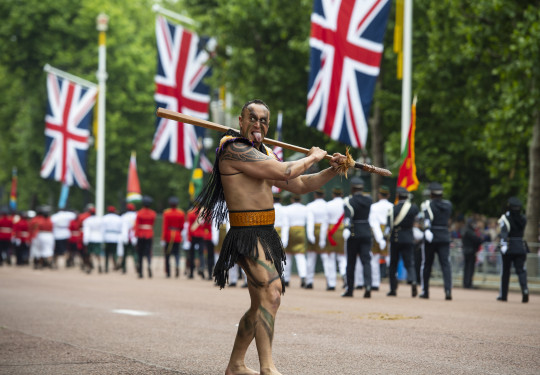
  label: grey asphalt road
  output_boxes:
[1,259,539,375]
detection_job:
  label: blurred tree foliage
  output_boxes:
[0,0,538,240]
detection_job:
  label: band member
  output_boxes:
[386,187,419,297]
[82,207,103,273]
[119,203,138,274]
[51,208,76,268]
[341,177,373,298]
[13,211,30,265]
[324,187,345,291]
[305,189,329,289]
[420,182,453,300]
[102,206,122,272]
[0,207,14,266]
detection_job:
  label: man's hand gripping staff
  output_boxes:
[156,107,392,177]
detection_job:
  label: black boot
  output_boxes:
[412,284,418,297]
[445,290,452,301]
[175,267,179,278]
[148,267,152,278]
[522,289,529,303]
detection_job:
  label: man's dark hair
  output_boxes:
[241,99,269,117]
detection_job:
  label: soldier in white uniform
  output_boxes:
[305,189,329,289]
[367,186,393,290]
[118,203,137,274]
[83,211,103,273]
[102,206,123,272]
[283,194,308,288]
[51,208,76,268]
[324,188,345,291]
[273,193,290,285]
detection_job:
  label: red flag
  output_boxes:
[127,152,142,203]
[397,97,419,191]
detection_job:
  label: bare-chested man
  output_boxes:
[196,99,347,375]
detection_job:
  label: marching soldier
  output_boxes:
[13,211,30,265]
[325,187,345,291]
[367,185,393,291]
[119,203,138,274]
[82,207,103,273]
[341,177,373,298]
[51,208,76,268]
[0,207,14,266]
[305,189,329,289]
[497,197,529,303]
[67,212,83,268]
[386,187,419,297]
[420,182,453,300]
[273,193,290,285]
[134,196,156,278]
[283,194,308,288]
[161,196,185,278]
[102,206,122,272]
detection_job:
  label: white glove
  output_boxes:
[308,235,316,244]
[424,229,434,243]
[282,240,288,249]
[500,241,508,254]
[14,238,21,246]
[319,240,326,249]
[378,239,386,250]
[343,229,351,240]
[160,240,166,247]
[183,241,191,250]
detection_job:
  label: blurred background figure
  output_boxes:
[135,196,156,279]
[461,217,484,289]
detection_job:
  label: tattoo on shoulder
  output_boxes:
[221,142,272,162]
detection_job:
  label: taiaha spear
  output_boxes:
[156,107,392,177]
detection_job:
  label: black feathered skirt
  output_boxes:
[213,223,286,293]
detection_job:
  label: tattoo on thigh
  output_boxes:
[256,259,280,286]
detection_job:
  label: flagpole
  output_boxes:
[151,4,196,26]
[400,0,413,153]
[96,13,109,217]
[43,64,97,89]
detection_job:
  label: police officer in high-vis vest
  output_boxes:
[341,177,373,298]
[420,182,453,300]
[386,187,419,298]
[497,197,529,303]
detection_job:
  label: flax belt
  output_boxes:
[229,209,275,227]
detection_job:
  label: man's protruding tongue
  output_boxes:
[253,132,262,143]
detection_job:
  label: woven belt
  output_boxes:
[229,209,275,227]
[139,224,153,230]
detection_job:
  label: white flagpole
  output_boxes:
[43,64,97,89]
[95,13,109,218]
[400,0,413,153]
[151,4,197,26]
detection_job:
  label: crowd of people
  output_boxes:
[0,181,530,305]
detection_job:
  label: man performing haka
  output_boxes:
[194,99,348,375]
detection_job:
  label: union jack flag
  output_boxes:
[41,72,97,189]
[152,15,214,169]
[307,0,390,148]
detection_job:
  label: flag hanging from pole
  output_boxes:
[9,167,17,211]
[307,0,391,148]
[152,15,215,169]
[397,96,419,191]
[393,0,404,80]
[41,72,97,189]
[58,183,70,209]
[126,152,142,203]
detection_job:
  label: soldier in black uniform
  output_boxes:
[497,197,529,303]
[341,177,373,298]
[386,187,420,297]
[420,182,453,300]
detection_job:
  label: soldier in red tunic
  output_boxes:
[134,196,156,278]
[161,196,185,278]
[0,207,14,266]
[13,211,31,265]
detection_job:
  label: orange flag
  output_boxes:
[397,96,419,191]
[126,151,142,203]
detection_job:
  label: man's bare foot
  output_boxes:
[225,364,259,375]
[260,367,282,375]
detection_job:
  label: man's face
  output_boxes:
[238,103,270,147]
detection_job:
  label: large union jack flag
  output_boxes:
[307,0,390,148]
[152,15,214,169]
[41,72,97,189]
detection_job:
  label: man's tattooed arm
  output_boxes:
[220,142,273,162]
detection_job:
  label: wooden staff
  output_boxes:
[156,107,392,177]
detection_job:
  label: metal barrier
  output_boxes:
[428,240,540,292]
